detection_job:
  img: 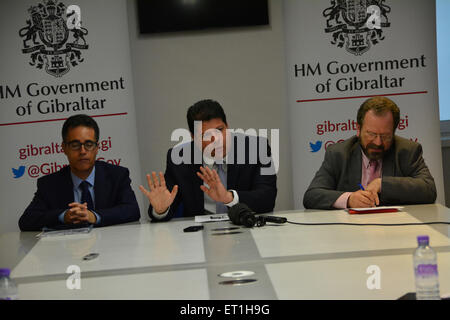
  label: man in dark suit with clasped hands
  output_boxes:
[19,114,140,231]
[303,96,437,210]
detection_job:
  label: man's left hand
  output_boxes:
[366,178,382,195]
[197,166,233,204]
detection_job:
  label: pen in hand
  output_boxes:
[358,183,379,207]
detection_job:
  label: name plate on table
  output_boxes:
[36,225,93,238]
[195,214,229,223]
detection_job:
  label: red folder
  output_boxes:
[347,207,402,214]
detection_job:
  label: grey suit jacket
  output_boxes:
[303,135,437,209]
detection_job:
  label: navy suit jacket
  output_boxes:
[19,161,140,231]
[148,135,277,222]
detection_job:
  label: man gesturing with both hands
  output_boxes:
[140,99,277,221]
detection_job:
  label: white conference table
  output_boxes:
[2,204,450,300]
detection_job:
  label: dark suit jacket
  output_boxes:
[19,161,140,231]
[303,135,437,209]
[148,135,277,221]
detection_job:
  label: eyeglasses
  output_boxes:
[364,131,393,142]
[65,140,98,151]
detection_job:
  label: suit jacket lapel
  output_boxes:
[181,142,203,212]
[226,132,241,190]
[382,139,396,177]
[227,163,239,190]
[60,166,75,206]
[93,162,107,210]
[347,142,362,190]
[190,162,204,209]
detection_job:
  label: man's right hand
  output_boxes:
[348,190,379,208]
[139,172,178,214]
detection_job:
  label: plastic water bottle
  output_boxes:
[413,235,440,300]
[0,268,19,300]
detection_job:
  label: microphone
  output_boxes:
[228,203,257,227]
[228,203,287,227]
[258,216,287,225]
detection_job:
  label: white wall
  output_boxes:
[126,0,294,213]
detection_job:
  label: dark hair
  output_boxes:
[187,99,227,134]
[62,114,99,142]
[357,96,400,131]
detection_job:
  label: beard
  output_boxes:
[359,137,386,161]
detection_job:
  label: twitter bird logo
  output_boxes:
[309,141,322,153]
[12,166,26,179]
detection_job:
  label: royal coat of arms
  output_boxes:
[323,0,391,55]
[19,0,89,77]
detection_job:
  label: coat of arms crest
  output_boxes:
[19,0,89,77]
[323,0,391,55]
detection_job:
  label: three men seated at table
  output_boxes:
[303,96,437,210]
[20,96,438,231]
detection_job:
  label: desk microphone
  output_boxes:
[228,203,257,227]
[228,203,287,227]
[258,215,287,225]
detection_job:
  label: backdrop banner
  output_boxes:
[0,0,143,234]
[283,0,445,208]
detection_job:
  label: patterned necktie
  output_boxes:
[215,163,228,214]
[367,160,379,185]
[79,181,94,211]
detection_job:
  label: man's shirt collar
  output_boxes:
[71,167,96,189]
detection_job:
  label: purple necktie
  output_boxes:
[367,160,379,185]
